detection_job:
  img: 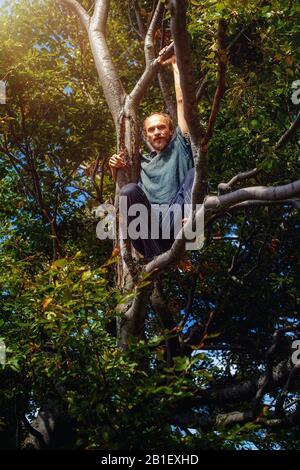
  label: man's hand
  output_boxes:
[157,48,176,67]
[108,151,127,182]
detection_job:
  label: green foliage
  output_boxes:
[0,0,300,451]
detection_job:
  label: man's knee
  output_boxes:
[119,183,140,198]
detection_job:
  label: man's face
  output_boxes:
[144,115,173,152]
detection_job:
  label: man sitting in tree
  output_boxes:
[109,55,195,261]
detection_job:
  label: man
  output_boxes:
[109,55,195,261]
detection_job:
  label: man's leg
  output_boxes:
[159,167,195,251]
[171,167,195,207]
[119,183,165,260]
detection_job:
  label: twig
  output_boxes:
[218,168,261,195]
[275,110,300,150]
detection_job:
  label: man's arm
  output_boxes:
[158,52,189,135]
[171,58,189,135]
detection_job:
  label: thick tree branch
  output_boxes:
[118,283,152,348]
[172,410,254,431]
[170,0,205,143]
[225,197,300,212]
[21,413,47,449]
[170,0,207,205]
[172,406,300,431]
[145,179,300,275]
[205,180,300,213]
[58,0,90,31]
[88,0,126,123]
[59,0,126,123]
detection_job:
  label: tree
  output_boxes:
[0,0,300,450]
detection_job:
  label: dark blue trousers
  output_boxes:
[119,168,195,261]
